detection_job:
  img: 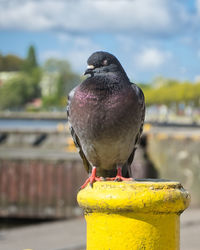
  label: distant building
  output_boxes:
[0,71,20,86]
[39,72,59,96]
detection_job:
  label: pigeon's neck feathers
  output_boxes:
[117,62,129,80]
[81,72,130,94]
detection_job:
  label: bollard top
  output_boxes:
[77,179,190,214]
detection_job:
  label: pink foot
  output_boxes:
[80,167,101,189]
[106,167,133,182]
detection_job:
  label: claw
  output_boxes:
[80,178,90,189]
[80,166,133,189]
[114,177,120,182]
[80,167,102,189]
[106,167,133,182]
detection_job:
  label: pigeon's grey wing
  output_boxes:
[67,88,91,173]
[123,83,145,177]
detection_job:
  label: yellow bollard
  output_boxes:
[77,180,190,250]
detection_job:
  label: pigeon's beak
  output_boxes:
[84,65,95,76]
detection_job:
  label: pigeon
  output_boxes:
[67,51,145,188]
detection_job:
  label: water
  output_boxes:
[0,118,67,129]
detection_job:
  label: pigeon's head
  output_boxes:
[84,51,126,77]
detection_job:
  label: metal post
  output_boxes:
[77,180,190,250]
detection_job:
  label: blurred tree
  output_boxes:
[23,45,38,72]
[22,45,41,98]
[0,74,38,110]
[140,78,200,109]
[42,58,80,107]
[0,53,24,71]
[43,58,70,73]
[138,83,152,90]
[193,82,200,107]
[0,53,3,70]
[0,47,43,110]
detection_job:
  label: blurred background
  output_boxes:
[0,0,200,249]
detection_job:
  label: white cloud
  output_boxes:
[197,49,200,58]
[40,50,64,62]
[0,0,190,36]
[197,0,200,15]
[136,48,171,70]
[194,75,200,82]
[40,35,101,72]
[56,33,74,43]
[65,44,101,72]
[180,67,187,74]
[116,35,135,53]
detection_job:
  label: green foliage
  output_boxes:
[0,54,24,71]
[0,46,42,110]
[43,58,70,73]
[22,45,42,99]
[42,95,67,108]
[23,45,38,72]
[0,74,40,110]
[140,79,200,107]
[42,95,58,108]
[42,58,80,108]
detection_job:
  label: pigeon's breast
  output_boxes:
[69,84,141,169]
[71,85,139,139]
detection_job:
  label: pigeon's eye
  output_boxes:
[102,59,108,66]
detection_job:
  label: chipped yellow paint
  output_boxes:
[77,180,190,250]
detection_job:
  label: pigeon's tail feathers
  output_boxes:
[131,83,145,133]
[122,147,137,178]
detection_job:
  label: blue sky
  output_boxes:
[0,0,200,83]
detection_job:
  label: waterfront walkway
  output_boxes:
[0,208,199,250]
